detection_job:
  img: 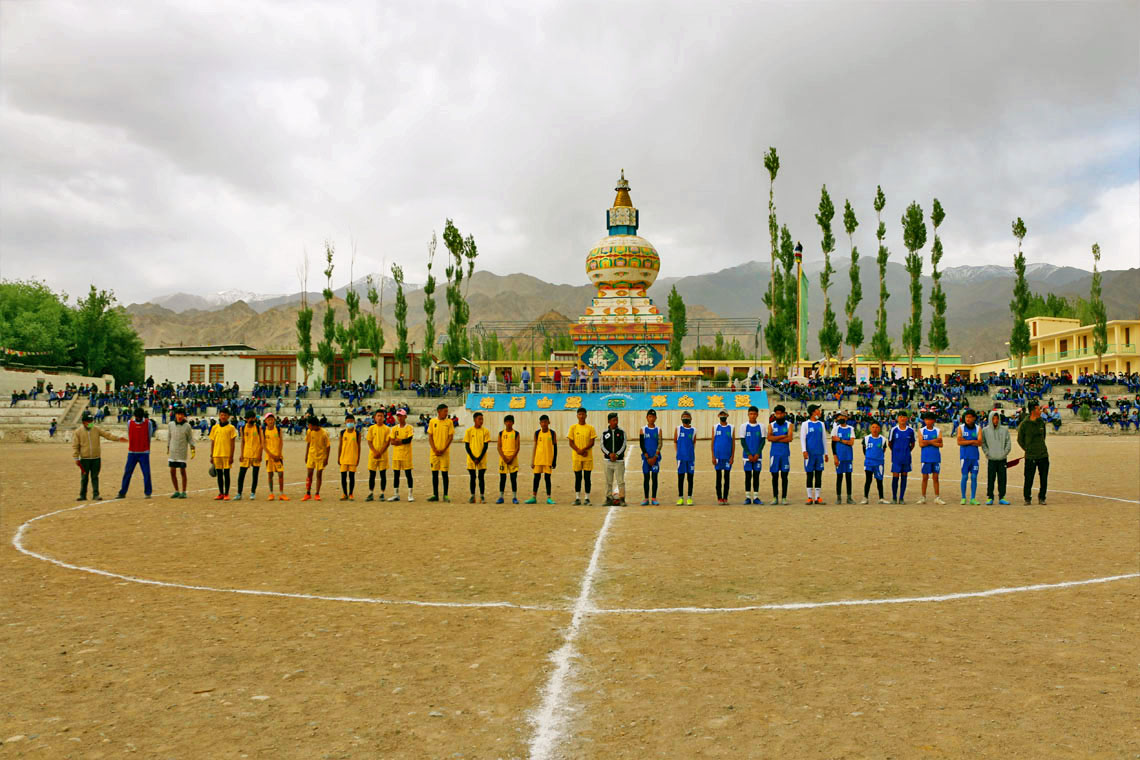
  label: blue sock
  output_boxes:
[891,477,899,500]
[960,474,968,499]
[970,472,978,499]
[899,474,908,499]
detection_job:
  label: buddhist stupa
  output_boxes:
[569,171,672,372]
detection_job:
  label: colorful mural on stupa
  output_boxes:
[569,171,673,371]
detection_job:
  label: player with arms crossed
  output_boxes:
[740,406,766,505]
[674,411,696,505]
[767,404,793,505]
[800,404,829,504]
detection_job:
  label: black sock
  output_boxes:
[509,471,517,494]
[575,470,583,493]
[222,469,230,495]
[772,472,780,500]
[643,472,650,499]
[686,471,694,496]
[441,472,449,496]
[844,472,852,498]
[405,470,413,489]
[469,469,477,495]
[864,471,873,498]
[837,474,843,500]
[499,472,506,494]
[341,471,348,493]
[716,470,723,499]
[217,470,226,494]
[369,470,377,492]
[477,469,485,496]
[533,473,541,494]
[780,472,788,498]
[379,471,386,492]
[237,466,247,494]
[394,471,401,489]
[583,471,591,495]
[543,473,551,496]
[432,471,439,497]
[650,471,658,498]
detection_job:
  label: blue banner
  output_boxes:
[466,391,769,413]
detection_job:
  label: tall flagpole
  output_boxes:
[794,241,803,376]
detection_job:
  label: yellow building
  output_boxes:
[1011,317,1138,376]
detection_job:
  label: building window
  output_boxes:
[189,364,205,383]
[1032,322,1037,337]
[209,364,225,383]
[256,358,296,384]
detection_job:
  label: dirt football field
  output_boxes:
[2,434,1138,759]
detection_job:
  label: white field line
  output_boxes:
[527,504,620,760]
[591,573,1140,615]
[10,488,558,612]
[1051,489,1140,504]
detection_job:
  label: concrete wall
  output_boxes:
[0,367,114,396]
[145,353,256,388]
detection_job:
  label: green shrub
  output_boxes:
[714,370,729,383]
[1078,403,1092,422]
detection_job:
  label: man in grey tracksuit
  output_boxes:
[981,411,1011,505]
[167,407,196,498]
[600,412,627,506]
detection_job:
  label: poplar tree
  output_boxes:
[441,220,478,371]
[361,274,385,386]
[335,249,361,381]
[900,201,927,378]
[667,284,688,371]
[1090,242,1108,372]
[869,187,893,373]
[391,264,409,378]
[843,199,864,367]
[317,242,337,382]
[815,185,841,374]
[762,147,782,376]
[1009,217,1031,376]
[927,199,949,379]
[295,254,314,385]
[422,233,438,373]
[778,225,800,370]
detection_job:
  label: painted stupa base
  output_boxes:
[570,321,672,372]
[580,295,664,323]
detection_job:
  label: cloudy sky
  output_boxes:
[2,1,1137,304]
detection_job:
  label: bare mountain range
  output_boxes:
[127,263,1139,363]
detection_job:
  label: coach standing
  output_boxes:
[1017,401,1049,506]
[981,411,1011,505]
[601,412,627,506]
[72,410,127,501]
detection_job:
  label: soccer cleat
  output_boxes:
[524,496,538,504]
[170,492,179,499]
[934,497,946,505]
[744,498,752,505]
[1038,498,1047,506]
[301,494,312,501]
[815,498,825,505]
[960,498,968,505]
[443,495,450,503]
[985,498,994,505]
[314,494,322,501]
[388,494,400,502]
[651,499,659,506]
[427,495,439,502]
[115,493,126,499]
[970,499,981,505]
[233,494,243,501]
[480,496,486,504]
[754,498,764,505]
[222,494,232,501]
[249,493,256,501]
[407,494,415,502]
[546,497,555,505]
[468,496,476,503]
[805,498,815,505]
[860,498,869,504]
[496,496,505,504]
[340,495,349,501]
[676,497,685,505]
[916,496,926,504]
[879,498,889,504]
[364,494,373,502]
[685,498,694,506]
[583,498,591,506]
[279,494,290,501]
[215,494,225,501]
[268,494,277,501]
[573,498,581,505]
[512,497,519,504]
[640,500,650,506]
[1024,499,1032,506]
[846,497,854,505]
[999,499,1010,505]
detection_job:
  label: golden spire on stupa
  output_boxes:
[612,168,633,208]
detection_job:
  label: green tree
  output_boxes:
[1090,242,1108,372]
[441,219,478,370]
[667,284,688,370]
[1009,218,1031,376]
[316,242,338,382]
[335,256,361,381]
[815,185,841,374]
[73,286,143,384]
[927,199,949,379]
[869,186,893,372]
[900,201,927,377]
[360,275,385,386]
[778,226,801,369]
[422,233,437,371]
[391,264,409,379]
[0,280,74,366]
[842,199,864,367]
[763,146,780,377]
[295,257,315,385]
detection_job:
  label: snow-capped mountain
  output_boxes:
[941,262,1088,286]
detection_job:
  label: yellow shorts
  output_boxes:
[368,455,388,472]
[339,463,358,473]
[265,458,284,473]
[305,456,328,470]
[571,455,593,472]
[212,457,231,471]
[533,464,553,474]
[498,458,519,474]
[239,457,261,469]
[429,452,450,471]
[392,456,412,471]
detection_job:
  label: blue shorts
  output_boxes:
[641,456,660,474]
[921,461,941,475]
[960,458,979,475]
[891,457,912,474]
[865,464,884,480]
[743,456,764,472]
[677,460,695,475]
[769,454,790,473]
[714,458,733,471]
[804,453,825,472]
[835,460,853,474]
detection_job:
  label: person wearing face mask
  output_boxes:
[116,407,154,499]
[166,406,196,499]
[72,410,127,501]
[209,408,238,500]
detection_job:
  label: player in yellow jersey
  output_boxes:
[567,406,597,505]
[262,412,288,501]
[526,414,558,505]
[302,416,330,501]
[364,409,390,502]
[234,409,264,501]
[496,414,521,504]
[427,403,455,502]
[337,413,361,500]
[387,408,415,502]
[208,408,238,500]
[463,411,491,503]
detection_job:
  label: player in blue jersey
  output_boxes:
[740,405,766,505]
[711,410,734,504]
[861,419,887,503]
[639,409,661,505]
[888,411,917,504]
[957,408,982,504]
[799,404,829,504]
[674,411,696,505]
[831,410,856,504]
[767,404,793,505]
[917,411,946,504]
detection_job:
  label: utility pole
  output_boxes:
[794,241,803,377]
